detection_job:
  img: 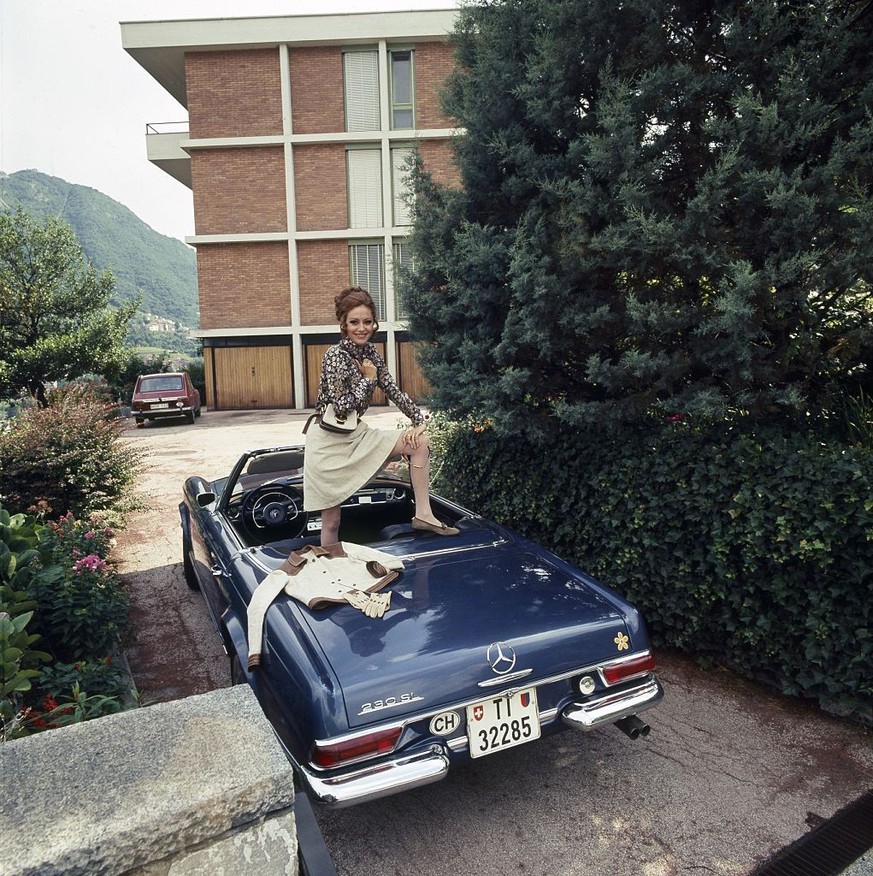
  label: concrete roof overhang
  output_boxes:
[120,9,459,107]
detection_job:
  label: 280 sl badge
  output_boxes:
[358,692,423,715]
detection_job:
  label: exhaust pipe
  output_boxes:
[614,715,651,740]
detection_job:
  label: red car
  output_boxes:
[131,372,201,426]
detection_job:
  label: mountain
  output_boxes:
[0,169,199,328]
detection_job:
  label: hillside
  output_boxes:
[0,169,199,328]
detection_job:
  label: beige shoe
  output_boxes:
[411,517,460,536]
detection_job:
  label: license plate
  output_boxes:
[307,519,323,531]
[150,403,169,410]
[466,688,540,758]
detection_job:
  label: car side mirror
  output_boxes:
[196,491,217,507]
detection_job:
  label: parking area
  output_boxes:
[117,409,873,876]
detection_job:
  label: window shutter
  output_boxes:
[350,244,386,320]
[344,51,380,132]
[348,150,383,228]
[391,148,413,226]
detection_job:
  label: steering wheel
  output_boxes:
[241,483,308,540]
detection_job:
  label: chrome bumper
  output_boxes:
[561,676,664,731]
[295,677,662,807]
[297,746,450,808]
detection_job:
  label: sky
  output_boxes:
[0,0,459,244]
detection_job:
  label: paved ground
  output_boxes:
[117,409,873,876]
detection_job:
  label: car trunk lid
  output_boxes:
[298,543,633,729]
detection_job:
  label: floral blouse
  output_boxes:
[315,337,424,426]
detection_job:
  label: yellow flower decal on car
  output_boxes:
[614,632,629,651]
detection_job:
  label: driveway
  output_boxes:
[117,409,873,876]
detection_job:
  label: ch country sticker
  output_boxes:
[614,632,629,651]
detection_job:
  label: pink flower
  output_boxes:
[72,554,108,575]
[84,531,94,539]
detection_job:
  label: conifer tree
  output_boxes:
[403,0,873,431]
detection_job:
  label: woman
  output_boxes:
[303,286,459,546]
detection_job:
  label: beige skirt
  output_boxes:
[303,418,401,511]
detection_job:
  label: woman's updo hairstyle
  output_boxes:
[335,286,378,337]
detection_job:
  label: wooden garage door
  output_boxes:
[396,341,431,404]
[212,346,293,410]
[305,342,386,407]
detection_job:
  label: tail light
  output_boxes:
[312,726,403,768]
[602,652,656,686]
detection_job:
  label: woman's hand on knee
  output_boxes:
[403,424,427,450]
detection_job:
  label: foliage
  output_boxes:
[37,657,132,702]
[0,588,52,739]
[26,511,131,662]
[432,417,873,724]
[105,350,172,404]
[0,383,144,522]
[126,318,200,357]
[0,206,139,405]
[403,0,873,433]
[185,356,207,406]
[838,385,873,448]
[0,503,133,740]
[0,170,198,327]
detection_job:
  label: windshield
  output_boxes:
[139,376,184,393]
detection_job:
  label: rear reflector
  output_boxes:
[602,653,656,686]
[313,726,403,768]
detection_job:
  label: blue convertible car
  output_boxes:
[180,446,664,808]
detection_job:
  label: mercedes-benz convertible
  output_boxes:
[180,445,664,808]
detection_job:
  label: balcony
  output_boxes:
[145,122,191,188]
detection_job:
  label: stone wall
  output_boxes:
[0,686,298,876]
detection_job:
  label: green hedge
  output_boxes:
[432,418,873,724]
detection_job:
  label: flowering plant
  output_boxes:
[26,512,130,663]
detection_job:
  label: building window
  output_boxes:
[350,243,386,321]
[344,50,379,132]
[389,50,414,129]
[393,240,415,320]
[347,148,383,228]
[391,147,414,226]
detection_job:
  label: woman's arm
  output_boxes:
[323,347,375,415]
[369,348,425,426]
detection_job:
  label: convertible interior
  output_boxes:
[222,448,466,549]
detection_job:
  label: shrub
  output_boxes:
[434,418,873,724]
[0,587,52,741]
[27,512,131,662]
[185,357,206,407]
[0,383,144,523]
[0,503,133,739]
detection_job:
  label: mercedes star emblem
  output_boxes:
[487,641,517,675]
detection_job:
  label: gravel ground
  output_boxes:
[116,409,873,876]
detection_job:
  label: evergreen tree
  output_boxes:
[0,208,138,405]
[403,0,873,431]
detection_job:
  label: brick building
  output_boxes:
[121,9,459,411]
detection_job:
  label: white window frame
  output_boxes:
[389,48,415,130]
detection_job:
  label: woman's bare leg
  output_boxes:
[320,505,341,546]
[390,432,440,525]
